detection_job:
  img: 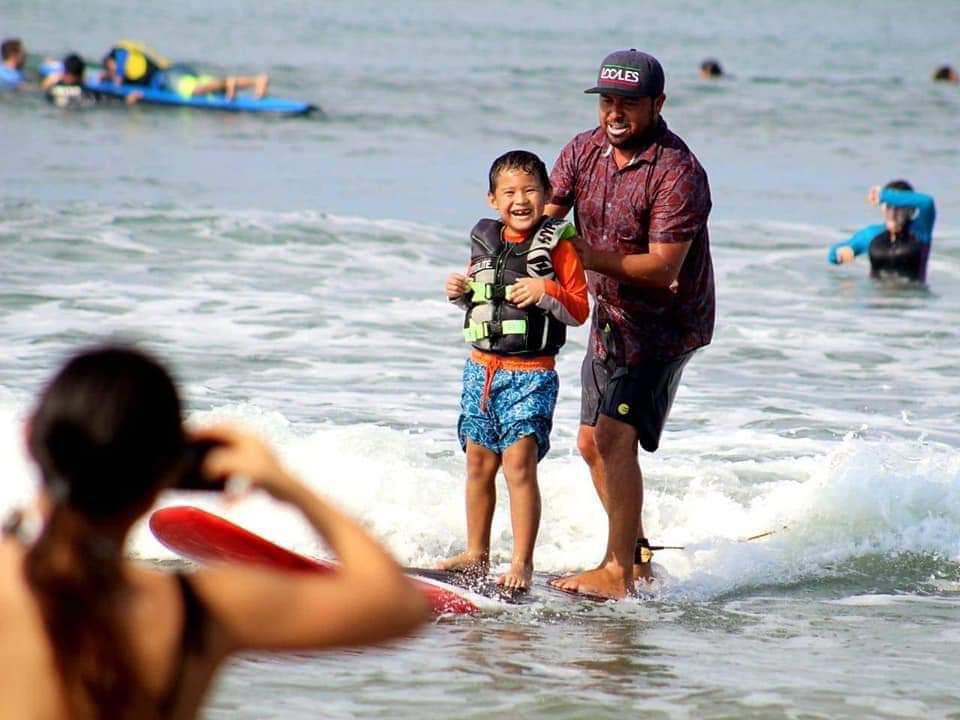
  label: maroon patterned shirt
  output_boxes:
[550,119,715,366]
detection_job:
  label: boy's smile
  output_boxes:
[488,169,546,235]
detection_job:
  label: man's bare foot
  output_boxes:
[225,77,237,101]
[436,551,488,575]
[549,564,633,599]
[496,561,533,591]
[254,73,270,99]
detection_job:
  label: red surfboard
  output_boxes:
[149,505,490,615]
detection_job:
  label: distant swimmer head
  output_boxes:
[880,179,915,232]
[487,150,551,235]
[932,65,959,83]
[1,37,26,69]
[586,49,666,148]
[28,344,187,522]
[61,54,85,84]
[699,58,724,79]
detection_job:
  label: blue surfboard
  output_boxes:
[40,60,315,116]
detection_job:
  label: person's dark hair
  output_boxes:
[488,150,551,194]
[62,53,85,79]
[700,58,724,78]
[883,179,913,193]
[1,37,23,61]
[25,345,187,718]
[932,65,957,82]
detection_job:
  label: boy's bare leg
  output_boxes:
[498,435,540,590]
[436,441,499,574]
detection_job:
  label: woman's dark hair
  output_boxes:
[488,150,551,195]
[884,179,913,192]
[25,345,186,718]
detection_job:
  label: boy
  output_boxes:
[440,150,589,591]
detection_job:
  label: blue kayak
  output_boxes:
[40,60,315,115]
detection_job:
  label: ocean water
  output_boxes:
[2,1,960,718]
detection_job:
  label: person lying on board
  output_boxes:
[0,344,426,720]
[827,181,936,284]
[441,150,589,591]
[100,41,270,102]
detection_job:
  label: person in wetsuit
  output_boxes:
[43,54,101,108]
[0,344,426,719]
[827,180,936,283]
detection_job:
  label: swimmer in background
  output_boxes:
[0,38,27,90]
[932,65,959,83]
[699,58,724,80]
[827,181,936,284]
[42,54,102,108]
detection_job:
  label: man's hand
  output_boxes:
[446,272,470,300]
[125,90,143,106]
[836,247,855,264]
[570,234,594,270]
[867,186,882,206]
[508,278,546,308]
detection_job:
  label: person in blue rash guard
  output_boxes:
[827,180,936,283]
[0,38,26,89]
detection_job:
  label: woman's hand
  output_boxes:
[189,425,302,504]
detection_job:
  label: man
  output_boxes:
[545,49,715,599]
[0,38,26,89]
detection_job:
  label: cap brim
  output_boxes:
[583,86,645,97]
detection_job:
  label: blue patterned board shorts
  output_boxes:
[457,358,559,462]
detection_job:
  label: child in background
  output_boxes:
[440,150,589,590]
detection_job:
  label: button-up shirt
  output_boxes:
[549,118,715,366]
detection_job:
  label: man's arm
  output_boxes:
[544,203,571,220]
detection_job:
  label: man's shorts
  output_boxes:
[580,345,694,453]
[458,359,558,461]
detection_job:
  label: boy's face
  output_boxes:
[487,169,546,235]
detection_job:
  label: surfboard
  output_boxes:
[149,506,498,615]
[39,60,315,115]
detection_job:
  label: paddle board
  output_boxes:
[40,60,315,115]
[149,506,498,615]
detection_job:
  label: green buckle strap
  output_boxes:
[463,318,527,343]
[468,281,512,303]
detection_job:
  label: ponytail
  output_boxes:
[24,504,157,719]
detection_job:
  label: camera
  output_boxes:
[177,439,227,491]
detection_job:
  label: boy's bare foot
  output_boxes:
[496,561,533,591]
[436,551,488,575]
[254,73,270,99]
[549,563,634,600]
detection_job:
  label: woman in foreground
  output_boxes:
[0,345,427,719]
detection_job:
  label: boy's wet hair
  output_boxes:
[488,150,551,194]
[1,38,23,60]
[884,179,913,192]
[63,54,85,79]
